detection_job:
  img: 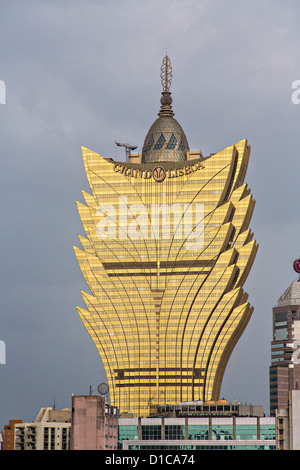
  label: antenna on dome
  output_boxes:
[160,54,172,92]
[158,55,174,117]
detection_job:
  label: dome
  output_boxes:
[142,115,189,163]
[141,55,189,164]
[277,276,300,307]
[216,399,229,405]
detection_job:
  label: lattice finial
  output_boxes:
[160,55,172,92]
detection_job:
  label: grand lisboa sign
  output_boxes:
[113,161,205,182]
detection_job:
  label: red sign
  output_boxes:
[293,259,300,273]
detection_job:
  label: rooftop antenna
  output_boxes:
[115,141,137,162]
[160,53,172,92]
[158,54,174,117]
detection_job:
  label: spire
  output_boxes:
[161,54,172,92]
[158,55,174,117]
[141,55,189,163]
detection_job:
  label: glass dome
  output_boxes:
[141,115,189,163]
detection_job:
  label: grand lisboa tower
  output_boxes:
[74,56,258,417]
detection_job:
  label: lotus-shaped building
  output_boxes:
[74,56,258,417]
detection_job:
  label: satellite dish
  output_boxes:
[97,383,109,396]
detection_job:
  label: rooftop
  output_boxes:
[277,276,300,307]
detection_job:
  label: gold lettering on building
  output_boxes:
[114,162,204,181]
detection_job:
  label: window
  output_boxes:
[165,425,184,440]
[211,425,233,440]
[188,425,209,440]
[142,425,161,440]
[236,425,257,440]
[260,425,276,440]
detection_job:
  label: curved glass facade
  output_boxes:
[74,137,257,417]
[74,56,257,417]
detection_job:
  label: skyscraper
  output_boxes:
[269,260,300,416]
[74,56,258,417]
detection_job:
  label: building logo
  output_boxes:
[152,166,166,182]
[113,161,204,181]
[0,340,6,364]
[293,258,300,273]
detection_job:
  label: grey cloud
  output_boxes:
[1,0,300,426]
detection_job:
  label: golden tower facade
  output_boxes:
[74,57,258,417]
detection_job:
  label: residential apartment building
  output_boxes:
[3,419,22,450]
[14,407,71,450]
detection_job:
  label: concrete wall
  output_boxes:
[71,395,105,450]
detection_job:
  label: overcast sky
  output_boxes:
[1,0,300,428]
